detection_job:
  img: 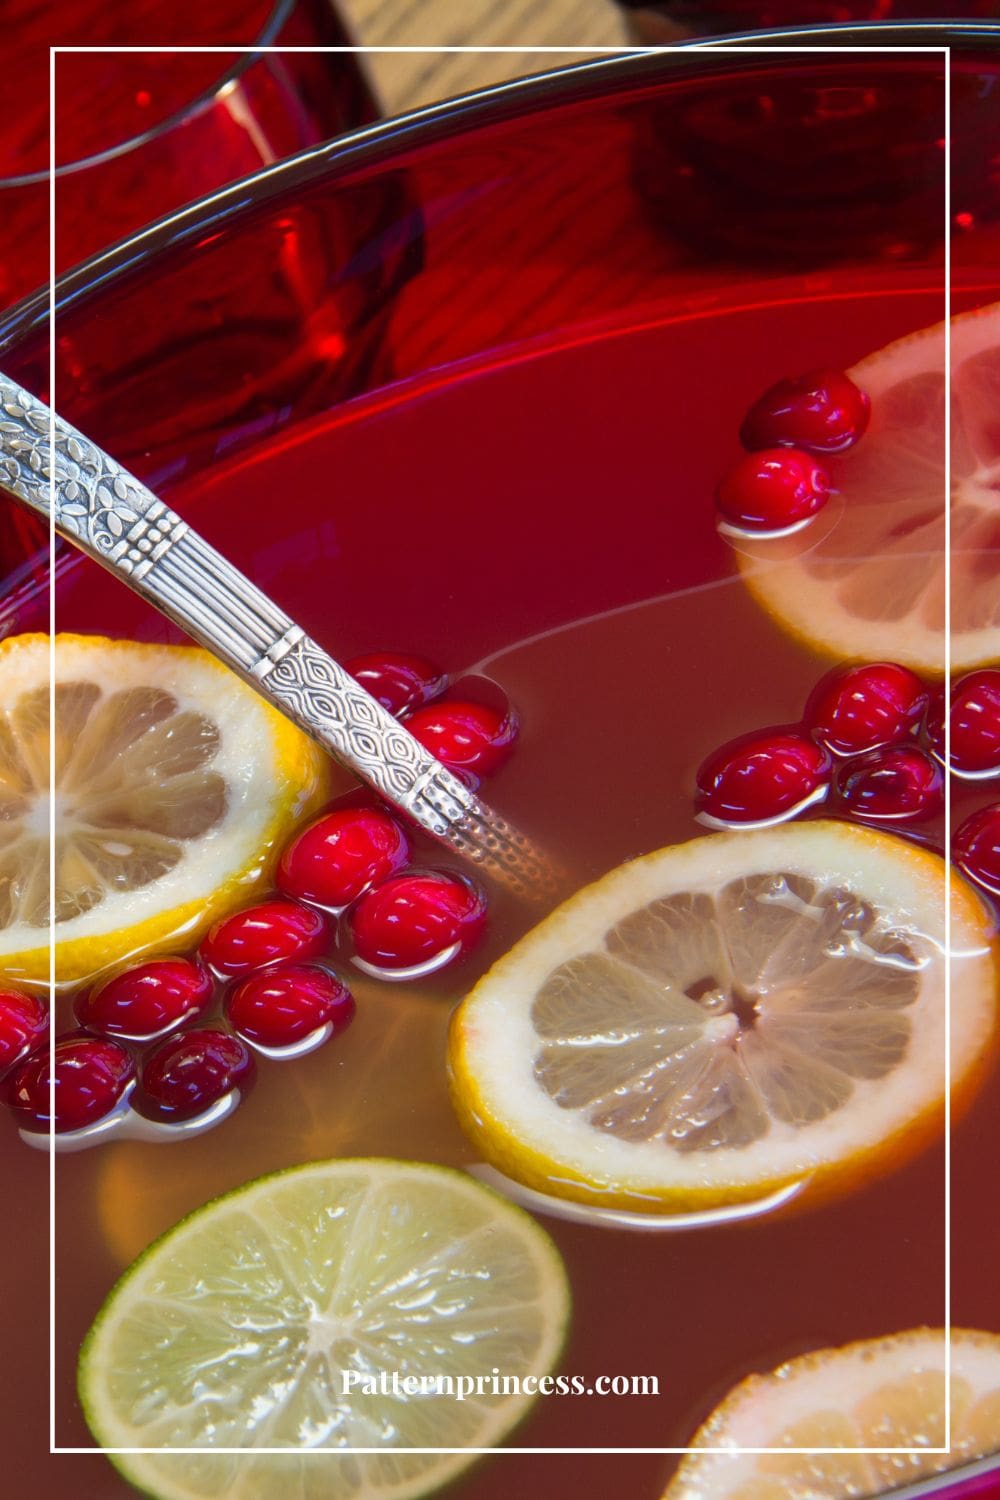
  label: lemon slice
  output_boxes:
[0,634,330,987]
[739,301,1000,673]
[449,821,997,1213]
[663,1327,1000,1500]
[79,1158,570,1500]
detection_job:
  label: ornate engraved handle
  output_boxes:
[0,373,560,900]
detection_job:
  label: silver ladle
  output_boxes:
[0,372,558,900]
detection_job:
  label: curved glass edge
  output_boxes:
[2,0,299,191]
[1,19,996,350]
[881,1452,1000,1500]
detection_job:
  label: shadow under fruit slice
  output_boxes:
[79,1158,570,1500]
[661,1327,1000,1500]
[449,821,997,1214]
[0,633,330,987]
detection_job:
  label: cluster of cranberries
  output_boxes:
[715,366,870,535]
[696,663,1000,899]
[2,652,515,1140]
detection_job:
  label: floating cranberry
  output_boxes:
[76,957,213,1041]
[345,651,447,718]
[805,662,928,757]
[278,807,409,909]
[201,899,330,978]
[953,805,1000,897]
[7,1034,134,1133]
[136,1026,255,1121]
[349,872,487,973]
[947,670,1000,778]
[740,368,870,454]
[715,448,831,535]
[925,684,946,763]
[0,990,48,1081]
[405,700,517,779]
[696,730,830,827]
[836,746,943,822]
[227,964,355,1051]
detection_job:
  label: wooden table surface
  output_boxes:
[339,0,632,117]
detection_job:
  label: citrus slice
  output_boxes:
[79,1158,570,1500]
[0,633,330,987]
[662,1327,1000,1500]
[449,820,997,1213]
[739,301,1000,673]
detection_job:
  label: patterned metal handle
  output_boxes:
[0,373,560,900]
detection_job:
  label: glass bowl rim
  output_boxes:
[2,0,302,191]
[1,17,998,351]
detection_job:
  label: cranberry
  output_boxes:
[805,662,928,757]
[227,964,355,1051]
[76,957,213,1041]
[137,1026,255,1121]
[349,872,487,973]
[7,1034,134,1133]
[925,684,946,763]
[953,805,1000,897]
[836,746,943,822]
[740,368,871,454]
[405,700,517,779]
[696,730,830,827]
[200,899,330,978]
[0,990,48,1081]
[345,651,447,718]
[946,670,1000,778]
[715,448,831,535]
[278,807,409,909]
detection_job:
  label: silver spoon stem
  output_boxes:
[0,373,556,899]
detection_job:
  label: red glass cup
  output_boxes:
[0,0,377,310]
[0,25,998,1497]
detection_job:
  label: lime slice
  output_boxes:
[79,1158,570,1500]
[449,821,997,1213]
[663,1327,1000,1499]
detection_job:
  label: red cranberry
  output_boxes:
[137,1027,255,1121]
[76,957,213,1041]
[715,448,831,535]
[345,652,447,718]
[200,899,330,978]
[405,701,517,779]
[277,807,409,909]
[227,964,355,1051]
[740,368,871,454]
[953,805,1000,897]
[696,730,830,827]
[7,1034,134,1133]
[946,670,1000,778]
[349,872,487,973]
[805,662,928,756]
[0,990,48,1081]
[925,684,946,763]
[836,746,943,822]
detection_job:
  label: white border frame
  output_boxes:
[46,39,954,1462]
